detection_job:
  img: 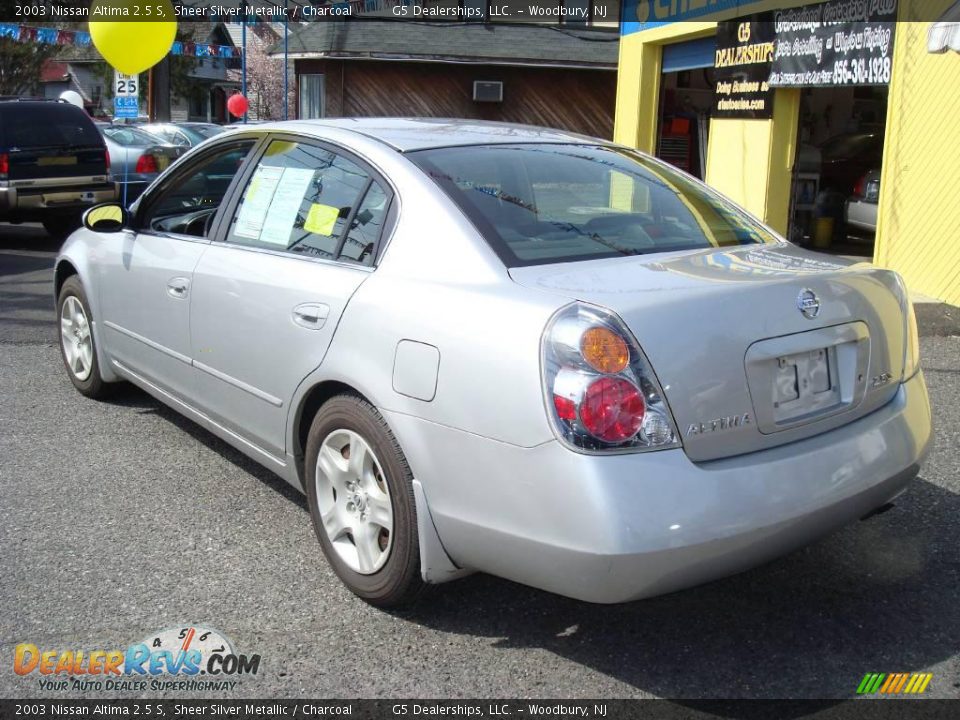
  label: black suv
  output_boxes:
[0,99,117,237]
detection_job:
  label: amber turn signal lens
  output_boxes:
[580,326,629,374]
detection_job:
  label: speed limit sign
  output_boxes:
[114,71,139,97]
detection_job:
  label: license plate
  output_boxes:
[772,347,840,422]
[156,156,170,171]
[38,156,77,166]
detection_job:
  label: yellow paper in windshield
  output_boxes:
[304,203,339,236]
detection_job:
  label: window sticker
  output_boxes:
[259,167,315,246]
[234,165,283,239]
[303,203,340,237]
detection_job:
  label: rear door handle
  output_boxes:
[167,277,190,299]
[292,302,330,329]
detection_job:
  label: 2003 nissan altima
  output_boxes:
[55,119,931,607]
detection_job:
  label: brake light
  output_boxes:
[580,376,645,443]
[542,303,679,452]
[853,174,867,197]
[0,152,8,176]
[104,148,110,173]
[135,154,159,173]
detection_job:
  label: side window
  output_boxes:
[226,140,383,263]
[140,141,256,238]
[340,181,389,265]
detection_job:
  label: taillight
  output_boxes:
[853,174,867,197]
[542,302,679,452]
[0,152,8,176]
[104,148,110,174]
[135,154,159,173]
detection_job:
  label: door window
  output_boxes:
[138,140,256,238]
[225,140,389,265]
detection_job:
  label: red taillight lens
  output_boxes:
[579,376,645,443]
[135,154,159,174]
[853,174,866,197]
[553,395,577,422]
[104,148,110,173]
[0,152,8,176]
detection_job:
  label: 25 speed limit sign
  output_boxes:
[114,71,139,96]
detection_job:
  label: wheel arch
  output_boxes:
[54,258,79,300]
[290,377,468,585]
[292,379,370,489]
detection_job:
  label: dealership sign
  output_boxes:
[768,0,898,87]
[713,17,776,119]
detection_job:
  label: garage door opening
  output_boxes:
[656,36,716,181]
[789,84,889,256]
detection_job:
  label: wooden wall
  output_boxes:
[295,59,616,139]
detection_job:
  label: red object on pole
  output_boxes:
[227,93,249,118]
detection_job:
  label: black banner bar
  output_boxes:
[1,700,960,720]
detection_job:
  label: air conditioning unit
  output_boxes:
[473,81,503,103]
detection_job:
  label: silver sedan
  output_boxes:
[54,120,932,607]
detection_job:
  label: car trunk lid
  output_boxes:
[510,243,907,461]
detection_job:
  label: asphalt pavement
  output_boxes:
[1,224,958,702]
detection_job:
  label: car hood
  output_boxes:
[510,243,908,461]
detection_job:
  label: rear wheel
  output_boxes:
[43,212,82,239]
[305,395,425,607]
[57,276,109,399]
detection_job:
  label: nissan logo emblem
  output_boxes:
[797,289,821,319]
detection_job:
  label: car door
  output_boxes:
[97,137,260,400]
[188,136,395,459]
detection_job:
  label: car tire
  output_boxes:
[43,213,82,239]
[305,394,426,608]
[57,275,110,399]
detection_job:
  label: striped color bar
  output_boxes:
[857,672,933,694]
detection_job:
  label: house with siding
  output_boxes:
[274,19,620,139]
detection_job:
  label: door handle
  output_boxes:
[292,302,329,330]
[167,277,190,299]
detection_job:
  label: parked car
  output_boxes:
[818,132,884,194]
[0,99,116,237]
[55,119,930,608]
[139,122,225,148]
[98,124,184,204]
[845,169,881,235]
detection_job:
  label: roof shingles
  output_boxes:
[275,20,618,68]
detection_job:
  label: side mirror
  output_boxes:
[82,203,129,233]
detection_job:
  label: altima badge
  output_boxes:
[797,289,821,319]
[687,413,752,436]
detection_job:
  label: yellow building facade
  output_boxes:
[614,0,960,305]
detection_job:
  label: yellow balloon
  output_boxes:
[89,0,177,76]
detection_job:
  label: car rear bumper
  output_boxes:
[845,198,878,233]
[0,183,117,216]
[385,370,932,603]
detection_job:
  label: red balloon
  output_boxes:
[227,94,249,118]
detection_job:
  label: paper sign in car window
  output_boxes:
[234,165,283,240]
[304,203,340,237]
[260,167,316,246]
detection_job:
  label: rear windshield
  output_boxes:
[0,103,102,150]
[190,124,224,140]
[411,144,778,267]
[101,125,163,147]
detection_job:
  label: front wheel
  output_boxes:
[57,276,110,399]
[305,395,426,607]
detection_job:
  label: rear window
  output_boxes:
[101,126,163,147]
[411,144,778,267]
[0,102,102,150]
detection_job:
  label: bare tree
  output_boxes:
[244,26,294,121]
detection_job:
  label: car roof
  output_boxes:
[240,117,603,152]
